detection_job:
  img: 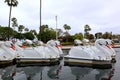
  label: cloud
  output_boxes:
[0,0,120,34]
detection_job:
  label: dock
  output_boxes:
[114,44,120,48]
[62,45,73,50]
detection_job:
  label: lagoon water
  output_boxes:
[0,48,120,80]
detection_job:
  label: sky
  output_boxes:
[0,0,120,35]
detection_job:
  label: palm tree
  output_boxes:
[18,25,24,39]
[11,17,18,38]
[63,24,71,32]
[63,24,71,42]
[4,0,18,40]
[84,24,91,39]
[18,25,24,33]
[11,17,18,28]
[24,28,29,32]
[84,24,91,33]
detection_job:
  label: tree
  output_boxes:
[11,17,18,38]
[24,28,29,32]
[89,34,94,41]
[18,25,24,39]
[30,29,37,35]
[41,25,48,32]
[63,24,71,42]
[84,24,91,39]
[18,25,24,33]
[38,25,48,40]
[63,24,71,32]
[4,0,18,40]
[38,25,56,42]
[84,24,91,33]
[95,32,102,39]
[74,33,83,40]
[102,32,112,39]
[0,26,14,40]
[23,32,34,40]
[11,17,18,29]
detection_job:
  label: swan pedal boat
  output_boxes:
[0,41,17,67]
[64,39,115,69]
[14,40,63,66]
[64,52,112,69]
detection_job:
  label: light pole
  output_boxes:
[55,15,58,40]
[40,0,42,40]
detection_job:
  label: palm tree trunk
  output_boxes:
[8,5,12,40]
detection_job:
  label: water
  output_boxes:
[0,48,120,80]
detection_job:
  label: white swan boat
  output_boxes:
[105,39,116,62]
[93,39,116,62]
[14,39,63,65]
[0,41,17,67]
[64,39,112,69]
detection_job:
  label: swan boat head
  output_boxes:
[95,39,116,62]
[46,40,63,58]
[74,39,83,46]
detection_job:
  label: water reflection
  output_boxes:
[0,61,115,80]
[47,59,64,79]
[95,67,115,80]
[0,65,44,80]
[48,65,60,79]
[14,66,43,80]
[0,65,16,80]
[70,67,93,80]
[69,66,115,80]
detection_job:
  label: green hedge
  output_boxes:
[61,42,74,46]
